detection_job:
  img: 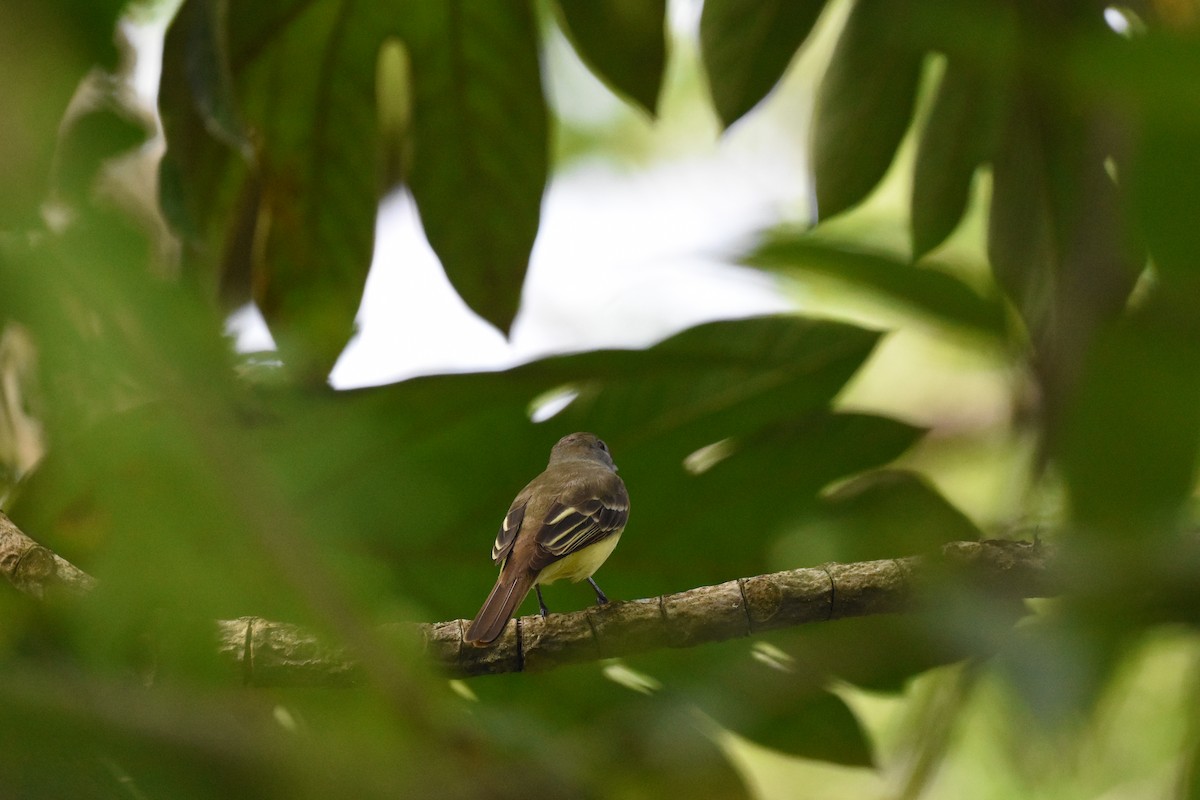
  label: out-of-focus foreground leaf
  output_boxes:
[910,57,1006,258]
[403,0,547,338]
[747,234,1008,340]
[555,0,667,115]
[700,0,827,127]
[15,310,950,764]
[811,0,923,220]
[0,0,126,227]
[159,0,549,378]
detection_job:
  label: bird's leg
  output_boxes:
[587,577,609,605]
[535,585,550,618]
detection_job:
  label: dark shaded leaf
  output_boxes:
[556,0,666,115]
[778,469,983,566]
[748,235,1008,340]
[249,4,385,376]
[404,0,548,336]
[700,0,826,127]
[53,88,152,206]
[212,316,894,620]
[811,0,923,220]
[1059,305,1200,536]
[160,1,384,380]
[473,664,751,799]
[757,689,872,765]
[911,58,1005,258]
[0,0,127,226]
[705,669,874,765]
[773,606,1015,695]
[986,89,1056,338]
[174,0,253,157]
[990,79,1141,450]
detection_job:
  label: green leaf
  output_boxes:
[173,0,253,157]
[473,666,752,799]
[792,469,983,565]
[250,4,386,376]
[811,0,923,220]
[747,235,1008,340]
[986,90,1056,333]
[404,0,548,336]
[700,0,826,127]
[0,0,127,226]
[911,58,1004,258]
[1060,305,1200,535]
[555,0,667,116]
[229,316,893,618]
[53,95,152,206]
[733,687,873,766]
[691,646,874,763]
[160,0,385,380]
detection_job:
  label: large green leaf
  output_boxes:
[700,0,826,127]
[747,235,1008,340]
[989,77,1141,451]
[911,58,1005,258]
[159,1,550,376]
[403,0,548,337]
[472,664,751,799]
[811,0,923,220]
[0,0,127,227]
[160,0,383,380]
[698,654,875,766]
[986,90,1056,335]
[781,469,983,566]
[243,315,898,617]
[14,311,908,777]
[555,0,667,116]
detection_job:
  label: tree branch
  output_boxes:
[2,511,1056,683]
[0,510,97,598]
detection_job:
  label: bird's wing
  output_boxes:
[491,499,527,565]
[529,478,629,571]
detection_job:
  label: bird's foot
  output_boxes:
[587,577,610,605]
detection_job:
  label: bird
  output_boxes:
[465,432,629,646]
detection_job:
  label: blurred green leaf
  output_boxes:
[232,316,898,619]
[699,0,826,128]
[161,1,550,376]
[911,58,1004,258]
[704,664,874,765]
[555,0,666,115]
[778,469,983,566]
[990,76,1142,450]
[1059,304,1200,536]
[0,0,126,227]
[812,0,922,220]
[173,0,252,157]
[986,91,1056,342]
[161,0,384,380]
[404,0,548,337]
[1128,68,1200,283]
[747,235,1008,340]
[53,83,153,206]
[473,664,751,799]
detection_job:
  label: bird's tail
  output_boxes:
[465,565,536,645]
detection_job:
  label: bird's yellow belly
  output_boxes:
[535,531,623,586]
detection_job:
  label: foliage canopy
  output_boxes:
[3,0,1200,798]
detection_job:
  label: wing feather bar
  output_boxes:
[538,497,628,557]
[491,502,526,564]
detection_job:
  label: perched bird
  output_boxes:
[465,432,629,645]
